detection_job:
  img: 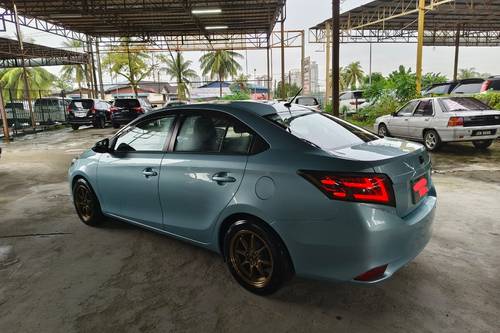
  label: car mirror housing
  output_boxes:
[92,138,110,153]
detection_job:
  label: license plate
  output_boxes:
[472,129,495,136]
[75,111,87,118]
[411,174,429,204]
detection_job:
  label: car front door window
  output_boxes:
[115,116,175,152]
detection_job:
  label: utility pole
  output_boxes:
[13,3,35,130]
[332,0,340,117]
[325,21,331,106]
[415,0,426,94]
[95,39,105,99]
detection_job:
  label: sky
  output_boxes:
[1,0,499,89]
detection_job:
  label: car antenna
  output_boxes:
[284,88,303,108]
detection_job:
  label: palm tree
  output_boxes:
[457,67,480,80]
[102,38,153,98]
[0,67,55,100]
[160,52,197,100]
[60,40,88,97]
[329,67,350,92]
[344,61,364,89]
[199,50,243,98]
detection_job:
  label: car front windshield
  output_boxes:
[266,111,378,151]
[439,97,491,112]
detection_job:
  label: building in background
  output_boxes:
[288,69,302,87]
[310,61,319,93]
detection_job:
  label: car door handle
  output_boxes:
[142,168,158,178]
[212,173,236,184]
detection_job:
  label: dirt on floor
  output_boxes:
[0,127,499,333]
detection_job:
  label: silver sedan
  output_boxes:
[374,97,500,151]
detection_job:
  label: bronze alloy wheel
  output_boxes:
[229,230,274,288]
[75,184,93,222]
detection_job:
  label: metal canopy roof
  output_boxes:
[310,0,500,45]
[0,37,88,68]
[0,0,285,38]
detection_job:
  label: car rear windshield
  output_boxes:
[438,97,490,112]
[265,111,378,151]
[114,99,140,108]
[69,99,93,109]
[452,83,483,94]
[297,97,318,106]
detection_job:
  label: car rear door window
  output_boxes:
[174,113,254,154]
[397,101,418,116]
[413,100,433,116]
[114,116,175,152]
[426,84,448,95]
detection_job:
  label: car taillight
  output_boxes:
[89,107,96,114]
[134,107,144,114]
[66,106,72,114]
[480,80,491,92]
[447,116,464,127]
[110,106,118,113]
[298,171,395,206]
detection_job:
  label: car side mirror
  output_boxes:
[92,138,110,153]
[151,104,157,108]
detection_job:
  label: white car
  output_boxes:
[374,97,500,151]
[339,90,366,114]
[293,96,321,111]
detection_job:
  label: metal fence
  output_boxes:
[1,89,69,137]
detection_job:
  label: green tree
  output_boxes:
[199,50,243,98]
[344,61,364,89]
[102,38,153,98]
[362,72,387,101]
[0,67,55,100]
[422,72,448,88]
[53,77,73,92]
[457,67,481,80]
[60,40,88,97]
[386,65,417,102]
[274,82,300,98]
[160,52,197,100]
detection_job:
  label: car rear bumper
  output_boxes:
[271,188,437,283]
[111,112,139,125]
[67,116,94,125]
[438,126,500,142]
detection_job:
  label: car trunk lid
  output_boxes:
[326,138,432,217]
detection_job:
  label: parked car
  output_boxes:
[110,98,153,128]
[67,99,112,130]
[449,78,484,95]
[3,102,30,128]
[293,96,321,111]
[69,101,436,295]
[33,97,70,124]
[163,100,188,108]
[480,75,500,92]
[339,90,366,113]
[375,97,500,151]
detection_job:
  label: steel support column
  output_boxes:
[300,30,305,89]
[415,0,426,94]
[332,1,340,117]
[325,21,331,106]
[95,40,105,99]
[13,3,35,130]
[0,88,10,142]
[453,24,461,81]
[267,35,271,100]
[87,37,99,98]
[280,13,286,99]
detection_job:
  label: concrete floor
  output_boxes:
[0,127,499,333]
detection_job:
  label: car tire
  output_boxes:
[72,178,104,227]
[71,124,79,131]
[224,220,293,296]
[112,122,120,129]
[423,129,441,151]
[378,123,390,137]
[472,139,493,150]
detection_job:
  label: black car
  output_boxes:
[67,99,111,130]
[110,98,153,128]
[481,75,500,92]
[422,78,484,96]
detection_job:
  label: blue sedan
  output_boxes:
[69,101,436,295]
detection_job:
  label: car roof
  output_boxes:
[153,100,309,117]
